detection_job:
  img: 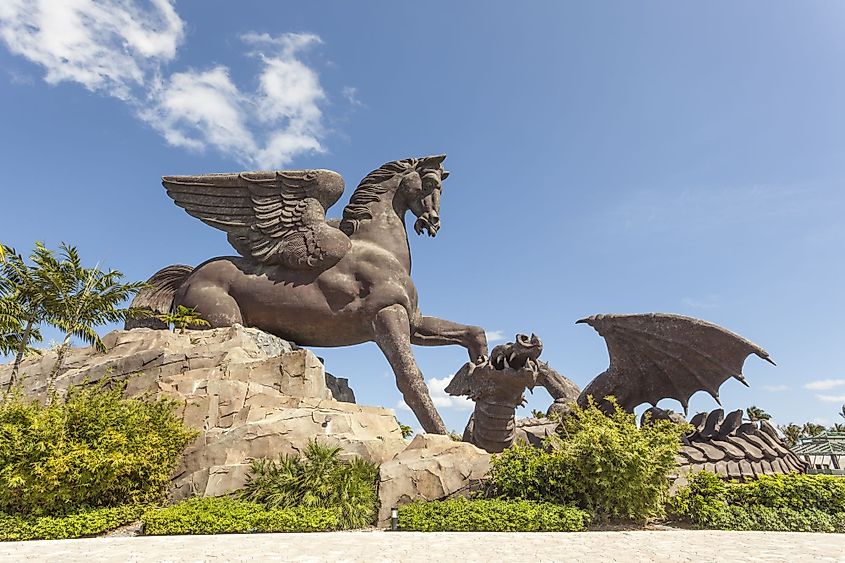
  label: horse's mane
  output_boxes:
[340,158,417,235]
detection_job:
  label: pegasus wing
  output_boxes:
[163,170,350,270]
[576,313,774,413]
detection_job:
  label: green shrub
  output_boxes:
[487,399,687,522]
[398,498,588,532]
[0,505,145,541]
[141,497,340,535]
[0,383,197,516]
[725,473,845,513]
[236,441,379,529]
[671,471,845,532]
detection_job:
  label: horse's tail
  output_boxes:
[125,264,194,329]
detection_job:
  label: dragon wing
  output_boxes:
[576,313,774,413]
[162,170,350,270]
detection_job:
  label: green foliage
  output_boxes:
[398,498,588,532]
[0,242,144,386]
[155,305,211,333]
[779,423,803,447]
[396,418,414,439]
[745,405,771,421]
[671,471,845,532]
[236,441,379,529]
[141,497,339,535]
[0,505,145,541]
[0,382,197,516]
[487,399,687,522]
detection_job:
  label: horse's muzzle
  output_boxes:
[414,215,439,237]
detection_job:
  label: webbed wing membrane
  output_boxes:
[162,170,351,270]
[576,313,774,413]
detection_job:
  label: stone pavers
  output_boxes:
[2,529,845,562]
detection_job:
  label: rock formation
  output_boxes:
[377,434,491,524]
[0,326,408,499]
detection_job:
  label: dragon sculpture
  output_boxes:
[447,313,805,478]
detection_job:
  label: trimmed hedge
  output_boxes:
[141,497,341,535]
[398,498,589,532]
[0,505,144,541]
[671,471,845,532]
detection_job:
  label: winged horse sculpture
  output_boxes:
[127,155,487,434]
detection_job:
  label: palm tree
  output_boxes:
[1,243,56,386]
[779,423,803,447]
[830,423,845,433]
[45,244,144,381]
[840,404,845,422]
[155,305,210,334]
[802,422,826,438]
[746,405,771,422]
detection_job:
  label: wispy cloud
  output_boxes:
[805,379,845,391]
[681,296,718,310]
[342,86,362,107]
[815,394,845,403]
[607,184,818,235]
[485,330,506,343]
[396,375,474,413]
[763,385,789,392]
[0,1,330,168]
[0,0,183,99]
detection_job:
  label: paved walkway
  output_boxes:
[2,530,845,562]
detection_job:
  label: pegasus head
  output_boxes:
[400,154,449,237]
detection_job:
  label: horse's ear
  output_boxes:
[419,154,446,169]
[441,170,450,180]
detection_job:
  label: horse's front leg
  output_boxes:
[373,305,448,434]
[411,315,488,363]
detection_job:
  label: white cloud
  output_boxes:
[342,86,362,106]
[0,2,329,168]
[816,394,845,403]
[763,385,789,392]
[396,376,474,413]
[485,330,506,343]
[681,296,718,310]
[0,0,183,99]
[805,379,845,391]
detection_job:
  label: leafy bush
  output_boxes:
[671,471,845,532]
[0,505,145,541]
[487,399,687,522]
[725,473,845,513]
[0,383,197,516]
[398,498,588,532]
[236,441,379,529]
[141,497,339,535]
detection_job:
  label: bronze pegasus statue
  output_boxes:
[128,155,488,435]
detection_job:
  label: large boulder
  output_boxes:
[377,434,492,524]
[0,326,408,499]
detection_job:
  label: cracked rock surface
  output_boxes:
[377,434,491,524]
[0,326,408,499]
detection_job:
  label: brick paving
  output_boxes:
[2,529,845,562]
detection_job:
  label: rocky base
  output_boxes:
[0,326,408,499]
[377,434,491,524]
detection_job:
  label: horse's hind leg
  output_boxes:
[373,304,447,434]
[176,281,243,328]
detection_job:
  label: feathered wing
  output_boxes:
[162,170,351,270]
[576,313,774,413]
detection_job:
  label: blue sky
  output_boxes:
[2,2,845,433]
